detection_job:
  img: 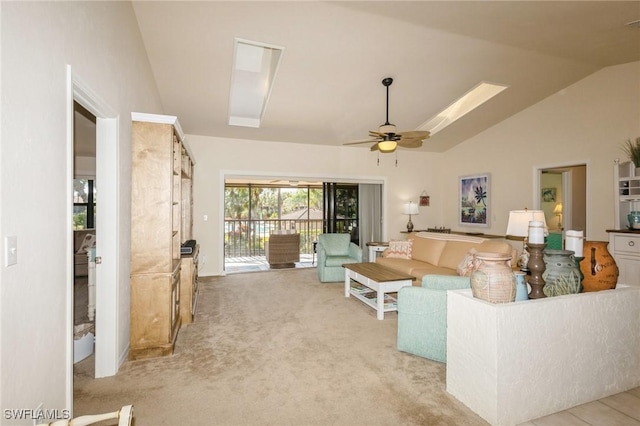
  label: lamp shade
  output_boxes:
[553,203,563,214]
[402,201,419,215]
[506,209,547,238]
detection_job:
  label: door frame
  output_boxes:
[218,171,388,276]
[533,161,590,234]
[66,66,120,409]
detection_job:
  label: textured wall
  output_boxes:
[447,286,640,425]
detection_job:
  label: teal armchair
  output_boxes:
[397,275,471,363]
[316,233,362,282]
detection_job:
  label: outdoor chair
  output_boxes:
[265,232,300,269]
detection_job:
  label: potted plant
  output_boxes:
[622,136,640,175]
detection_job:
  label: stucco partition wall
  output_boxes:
[446,287,640,426]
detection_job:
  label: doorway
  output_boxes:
[72,101,97,372]
[67,66,121,411]
[536,163,587,233]
[221,176,385,273]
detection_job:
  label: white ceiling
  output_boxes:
[130,1,640,153]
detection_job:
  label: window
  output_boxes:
[73,179,96,229]
[223,183,322,257]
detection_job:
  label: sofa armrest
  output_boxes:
[397,285,448,362]
[421,275,471,291]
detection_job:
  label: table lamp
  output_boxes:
[554,203,563,229]
[402,201,419,232]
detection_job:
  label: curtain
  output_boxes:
[358,184,383,261]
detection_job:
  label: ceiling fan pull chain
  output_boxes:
[395,150,398,167]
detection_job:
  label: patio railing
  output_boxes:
[224,219,324,258]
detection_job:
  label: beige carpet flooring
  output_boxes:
[73,268,487,426]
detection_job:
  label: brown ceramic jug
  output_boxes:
[579,241,618,291]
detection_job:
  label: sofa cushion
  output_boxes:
[386,239,413,259]
[319,234,351,256]
[438,240,482,270]
[410,265,458,282]
[409,234,447,265]
[325,256,359,267]
[375,257,424,276]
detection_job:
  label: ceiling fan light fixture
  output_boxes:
[378,124,396,134]
[378,140,397,153]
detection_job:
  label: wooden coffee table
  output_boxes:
[343,262,414,320]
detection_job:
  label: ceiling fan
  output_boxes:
[343,77,430,153]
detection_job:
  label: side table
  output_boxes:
[366,242,388,262]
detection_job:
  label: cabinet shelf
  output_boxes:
[611,160,640,288]
[131,114,196,360]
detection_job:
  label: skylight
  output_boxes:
[418,82,509,135]
[228,38,285,128]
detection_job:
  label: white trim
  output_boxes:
[65,66,75,415]
[131,112,184,142]
[67,67,121,402]
[534,160,590,236]
[95,116,120,378]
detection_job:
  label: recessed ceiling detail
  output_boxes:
[228,38,285,128]
[419,82,509,136]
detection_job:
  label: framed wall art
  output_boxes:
[542,187,557,202]
[420,190,430,206]
[459,173,490,227]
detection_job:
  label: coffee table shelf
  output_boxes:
[349,290,398,311]
[344,262,414,320]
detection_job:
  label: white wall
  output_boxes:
[1,2,162,420]
[187,137,442,276]
[439,61,640,242]
[190,61,639,276]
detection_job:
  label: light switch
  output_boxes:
[5,236,17,266]
[203,215,208,221]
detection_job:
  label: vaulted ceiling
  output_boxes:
[130,1,640,153]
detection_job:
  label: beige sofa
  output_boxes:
[376,231,514,284]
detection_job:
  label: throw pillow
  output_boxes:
[386,239,413,259]
[457,248,479,276]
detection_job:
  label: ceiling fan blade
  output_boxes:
[397,130,430,140]
[397,139,423,149]
[369,130,386,137]
[343,138,380,146]
[370,143,380,152]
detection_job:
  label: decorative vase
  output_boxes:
[580,241,618,292]
[470,252,516,303]
[542,249,582,296]
[514,271,528,301]
[628,211,640,230]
